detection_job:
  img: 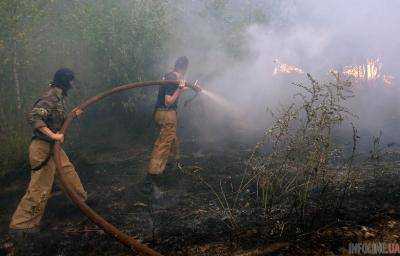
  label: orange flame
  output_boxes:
[343,58,382,81]
[273,57,396,89]
[273,59,304,75]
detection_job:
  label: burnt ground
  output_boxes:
[1,137,400,256]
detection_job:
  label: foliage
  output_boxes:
[0,0,174,172]
[247,73,356,221]
[0,0,274,173]
[205,73,363,233]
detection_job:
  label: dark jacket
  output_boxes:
[155,71,182,110]
[29,85,66,142]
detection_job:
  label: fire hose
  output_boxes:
[53,80,201,256]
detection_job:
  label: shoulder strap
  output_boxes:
[33,98,41,107]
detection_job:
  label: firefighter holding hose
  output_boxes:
[143,56,189,198]
[9,68,87,235]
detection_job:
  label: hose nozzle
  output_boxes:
[188,80,203,92]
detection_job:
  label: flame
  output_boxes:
[273,59,304,75]
[342,58,397,88]
[343,58,382,81]
[273,57,396,89]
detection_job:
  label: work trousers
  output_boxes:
[148,109,179,175]
[10,139,87,229]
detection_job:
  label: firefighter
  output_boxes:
[9,68,87,235]
[144,56,189,197]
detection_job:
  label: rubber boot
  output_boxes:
[141,174,165,201]
[9,227,40,240]
[141,174,154,197]
[150,175,165,200]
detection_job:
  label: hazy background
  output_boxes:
[0,0,399,174]
[173,0,400,149]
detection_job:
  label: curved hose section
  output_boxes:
[54,80,183,255]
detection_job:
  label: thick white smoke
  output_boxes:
[171,0,400,147]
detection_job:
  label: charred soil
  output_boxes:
[1,138,400,255]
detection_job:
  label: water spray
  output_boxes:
[185,80,249,130]
[187,79,203,93]
[184,79,203,107]
[186,80,236,112]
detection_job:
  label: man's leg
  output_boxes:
[148,111,177,175]
[145,110,178,203]
[58,149,87,201]
[9,140,55,230]
[170,133,180,162]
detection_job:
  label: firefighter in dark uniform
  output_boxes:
[144,56,189,196]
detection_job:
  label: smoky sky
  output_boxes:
[270,0,400,72]
[250,0,400,134]
[169,0,400,145]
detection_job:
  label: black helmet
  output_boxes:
[52,68,75,92]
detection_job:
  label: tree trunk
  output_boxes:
[248,0,253,24]
[0,95,7,135]
[13,40,22,112]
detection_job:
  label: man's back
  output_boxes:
[155,71,180,110]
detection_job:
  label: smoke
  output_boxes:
[261,0,400,145]
[170,0,400,148]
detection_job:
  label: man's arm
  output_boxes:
[165,80,188,106]
[28,99,64,143]
[38,127,64,143]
